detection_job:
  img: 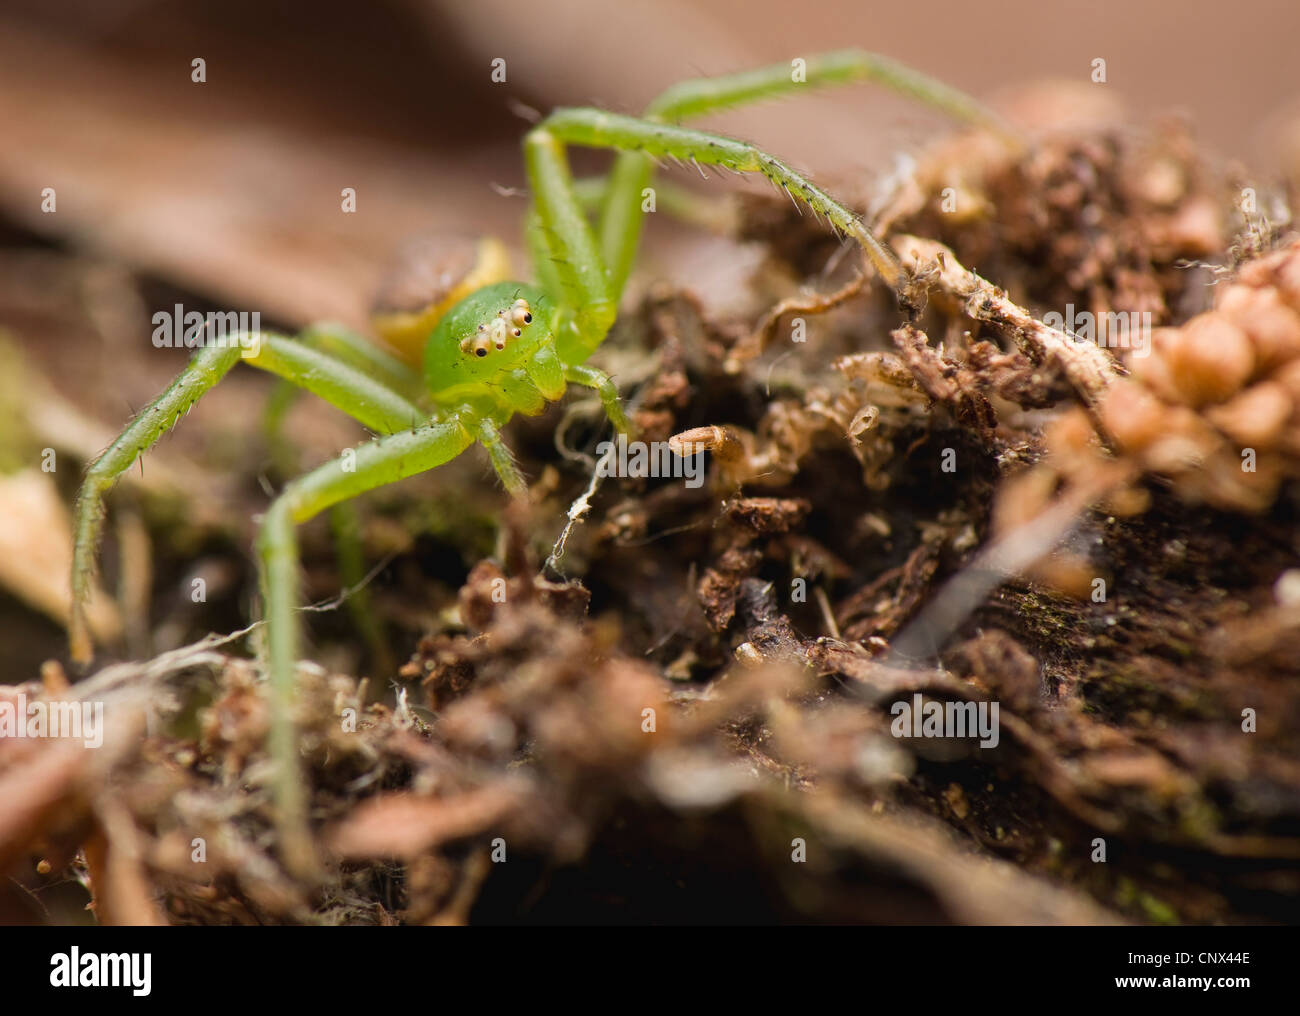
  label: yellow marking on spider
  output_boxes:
[371,236,512,365]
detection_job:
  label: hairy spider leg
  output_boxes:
[292,322,428,399]
[523,126,619,360]
[527,107,904,326]
[258,415,477,872]
[70,334,430,664]
[71,320,536,871]
[564,363,631,436]
[264,322,427,471]
[255,325,431,673]
[68,332,450,870]
[594,49,1013,298]
[476,416,527,497]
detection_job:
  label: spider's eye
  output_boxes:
[523,313,532,324]
[512,328,522,337]
[475,347,487,357]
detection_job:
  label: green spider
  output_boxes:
[67,50,1006,869]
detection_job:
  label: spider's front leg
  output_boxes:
[70,332,446,873]
[524,107,905,437]
[523,104,917,454]
[594,50,1015,297]
[70,335,425,664]
[523,126,638,442]
[528,109,904,298]
[254,323,431,676]
[524,128,618,365]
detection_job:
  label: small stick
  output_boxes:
[893,235,1122,418]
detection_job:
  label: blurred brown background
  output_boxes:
[1,0,1297,330]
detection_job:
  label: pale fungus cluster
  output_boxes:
[1025,239,1300,518]
[1099,238,1300,512]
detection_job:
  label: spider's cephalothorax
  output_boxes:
[67,50,1010,872]
[429,281,564,416]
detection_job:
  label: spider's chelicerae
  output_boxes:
[68,51,1006,869]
